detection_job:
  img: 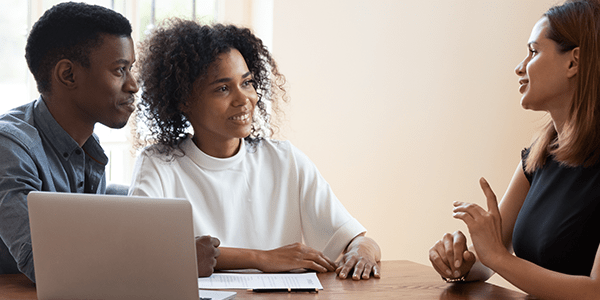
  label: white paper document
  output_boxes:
[198,273,323,290]
[198,289,236,300]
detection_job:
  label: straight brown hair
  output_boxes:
[525,0,600,172]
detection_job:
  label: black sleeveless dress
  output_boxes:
[513,149,600,276]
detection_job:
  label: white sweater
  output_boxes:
[129,137,366,260]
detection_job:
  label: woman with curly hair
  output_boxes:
[129,18,381,280]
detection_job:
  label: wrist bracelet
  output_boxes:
[441,275,467,283]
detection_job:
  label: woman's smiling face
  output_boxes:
[185,48,258,157]
[514,17,577,119]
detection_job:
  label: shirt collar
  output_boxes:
[33,96,108,165]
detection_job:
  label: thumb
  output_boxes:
[463,249,476,264]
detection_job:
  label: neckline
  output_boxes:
[182,136,246,170]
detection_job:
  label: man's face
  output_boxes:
[74,34,138,129]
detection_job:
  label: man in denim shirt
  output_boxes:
[0,2,138,282]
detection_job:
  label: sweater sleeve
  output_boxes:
[290,143,366,260]
[128,149,168,198]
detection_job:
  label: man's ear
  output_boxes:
[53,59,77,89]
[567,47,579,79]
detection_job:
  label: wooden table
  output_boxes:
[0,260,535,299]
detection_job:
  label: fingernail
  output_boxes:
[445,269,452,276]
[454,271,460,277]
[455,260,460,268]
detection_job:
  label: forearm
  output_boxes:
[215,247,261,270]
[464,260,494,282]
[217,243,337,273]
[490,254,600,300]
[464,245,494,282]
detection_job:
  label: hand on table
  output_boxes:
[196,235,220,277]
[336,235,381,280]
[257,242,337,273]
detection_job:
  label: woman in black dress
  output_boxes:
[429,1,600,299]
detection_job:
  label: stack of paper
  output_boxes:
[198,289,236,300]
[198,273,323,290]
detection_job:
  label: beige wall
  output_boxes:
[269,0,560,291]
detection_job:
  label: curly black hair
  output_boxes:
[25,2,132,94]
[135,18,287,156]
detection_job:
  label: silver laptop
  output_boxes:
[28,191,200,300]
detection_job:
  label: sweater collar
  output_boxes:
[182,136,245,170]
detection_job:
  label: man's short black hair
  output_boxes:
[25,2,132,94]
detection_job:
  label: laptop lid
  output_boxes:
[28,191,199,300]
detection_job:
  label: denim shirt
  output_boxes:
[0,97,107,282]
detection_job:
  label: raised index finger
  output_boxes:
[479,177,499,214]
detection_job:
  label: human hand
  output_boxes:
[429,230,476,279]
[452,177,508,268]
[336,235,381,280]
[257,243,337,273]
[196,235,220,277]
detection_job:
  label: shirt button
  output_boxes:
[63,152,68,158]
[75,149,82,155]
[78,182,84,188]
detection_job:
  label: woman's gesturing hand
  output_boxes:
[452,178,509,268]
